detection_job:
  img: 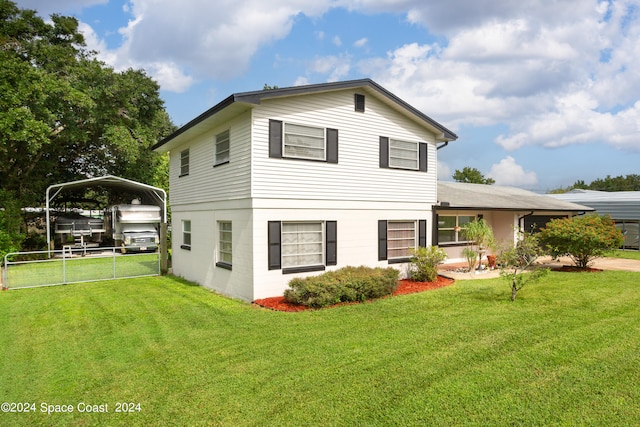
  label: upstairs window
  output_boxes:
[284,123,326,161]
[215,130,230,166]
[379,137,428,172]
[180,148,190,176]
[269,120,338,163]
[389,139,419,170]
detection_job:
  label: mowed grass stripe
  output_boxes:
[0,271,639,425]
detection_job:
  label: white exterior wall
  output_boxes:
[167,87,445,302]
[251,201,433,300]
[169,111,252,206]
[170,201,254,302]
[250,90,439,203]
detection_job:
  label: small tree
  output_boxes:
[464,219,495,270]
[538,214,624,269]
[497,231,549,301]
[461,247,478,272]
[408,246,447,282]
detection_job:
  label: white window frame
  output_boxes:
[437,215,476,244]
[215,129,230,166]
[387,220,417,260]
[180,148,190,176]
[218,221,232,266]
[182,220,191,249]
[283,122,326,161]
[389,139,419,170]
[281,221,325,269]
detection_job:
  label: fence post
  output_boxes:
[2,254,8,290]
[112,247,117,279]
[160,222,168,274]
[62,248,67,283]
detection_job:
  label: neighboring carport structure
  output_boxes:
[551,189,640,250]
[434,182,594,263]
[45,175,169,272]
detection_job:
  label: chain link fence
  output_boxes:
[2,247,160,290]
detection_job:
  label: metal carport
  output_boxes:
[45,175,169,272]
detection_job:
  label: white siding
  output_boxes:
[250,90,439,204]
[169,111,252,207]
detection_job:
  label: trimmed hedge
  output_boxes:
[283,266,400,308]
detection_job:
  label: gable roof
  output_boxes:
[437,182,594,212]
[152,79,458,152]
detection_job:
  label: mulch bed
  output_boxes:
[253,275,455,312]
[552,265,603,273]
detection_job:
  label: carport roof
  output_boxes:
[437,182,594,212]
[46,175,167,221]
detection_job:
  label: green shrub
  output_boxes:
[0,229,23,261]
[408,246,447,282]
[283,266,399,308]
[538,214,624,268]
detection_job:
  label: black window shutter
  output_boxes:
[379,137,389,168]
[268,221,281,270]
[432,213,439,246]
[326,221,337,266]
[419,142,428,172]
[419,220,427,247]
[326,128,338,164]
[354,94,365,112]
[378,220,388,261]
[269,120,283,158]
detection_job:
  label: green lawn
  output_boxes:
[609,249,640,261]
[1,272,640,426]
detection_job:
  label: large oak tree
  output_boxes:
[0,0,173,221]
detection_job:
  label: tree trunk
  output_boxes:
[511,283,518,301]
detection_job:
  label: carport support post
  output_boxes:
[160,222,168,274]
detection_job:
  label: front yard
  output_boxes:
[1,271,639,425]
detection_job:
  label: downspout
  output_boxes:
[518,211,535,232]
[437,141,449,150]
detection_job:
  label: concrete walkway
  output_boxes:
[537,256,640,272]
[438,256,640,280]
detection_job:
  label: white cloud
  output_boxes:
[353,37,368,48]
[308,54,351,81]
[294,76,310,86]
[21,0,640,156]
[362,0,640,152]
[146,62,195,93]
[73,0,336,92]
[487,156,538,187]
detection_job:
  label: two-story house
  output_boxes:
[152,79,457,301]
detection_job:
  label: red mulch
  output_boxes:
[553,265,603,273]
[252,276,455,312]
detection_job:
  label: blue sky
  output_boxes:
[16,0,640,192]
